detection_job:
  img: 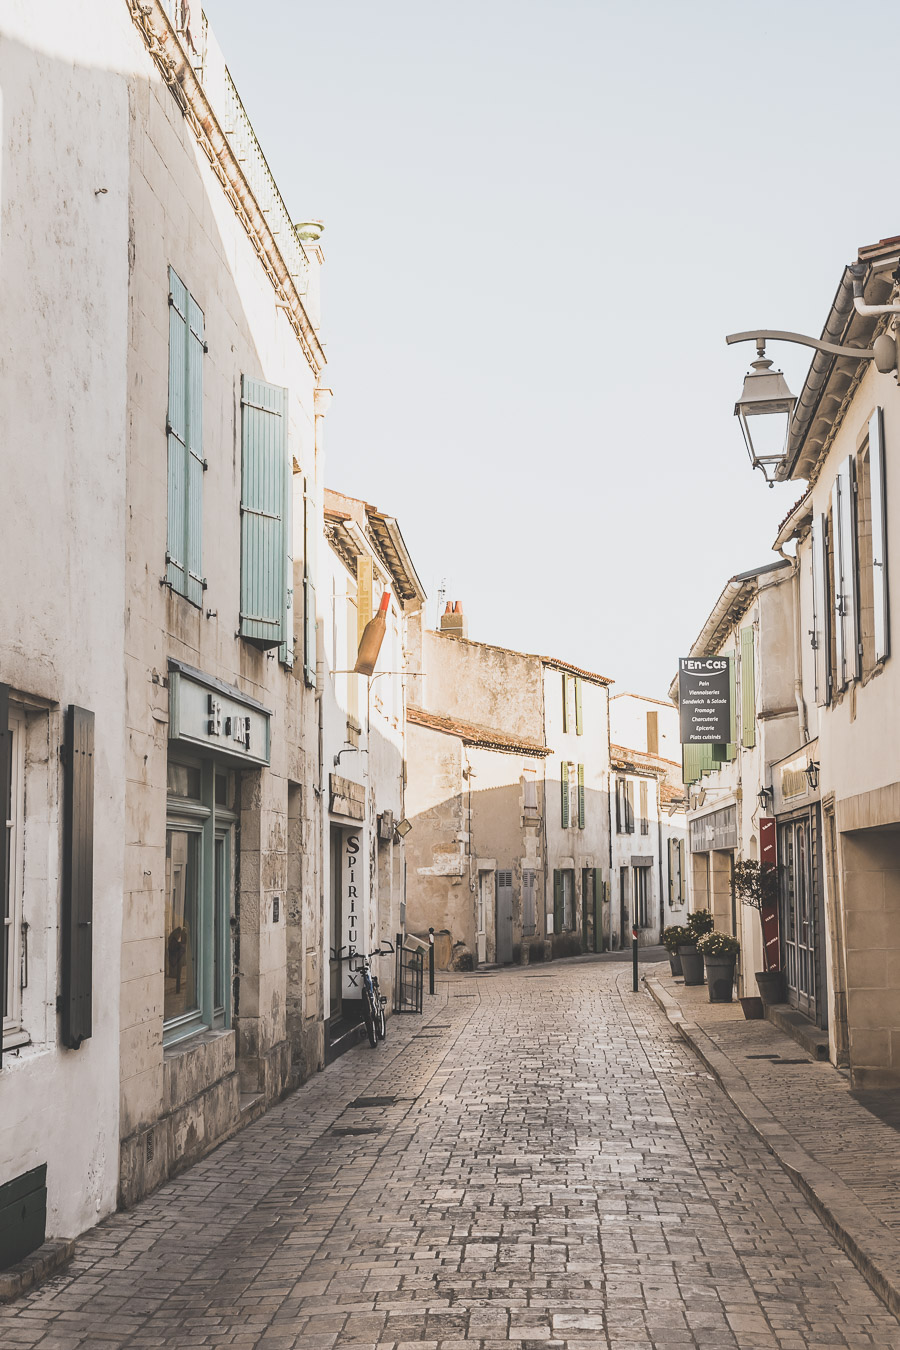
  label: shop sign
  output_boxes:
[760,817,776,865]
[168,664,271,766]
[341,830,364,997]
[678,657,731,744]
[689,803,738,853]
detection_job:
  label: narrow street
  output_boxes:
[3,959,898,1350]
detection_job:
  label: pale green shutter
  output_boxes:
[577,763,585,828]
[560,762,569,828]
[239,375,288,650]
[166,269,188,595]
[185,294,205,605]
[575,678,583,735]
[679,840,686,902]
[741,627,756,747]
[303,477,318,687]
[553,870,563,933]
[561,674,569,733]
[280,454,294,667]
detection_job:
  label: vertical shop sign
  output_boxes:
[342,831,363,997]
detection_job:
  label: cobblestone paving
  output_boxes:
[3,958,899,1349]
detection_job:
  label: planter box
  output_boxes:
[668,950,683,977]
[756,969,786,1005]
[678,944,704,985]
[705,955,736,1003]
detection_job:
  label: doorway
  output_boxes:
[496,870,513,964]
[582,868,595,952]
[779,807,825,1026]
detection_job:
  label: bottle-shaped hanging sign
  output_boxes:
[354,590,390,676]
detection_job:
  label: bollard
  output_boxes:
[632,925,639,993]
[428,927,435,995]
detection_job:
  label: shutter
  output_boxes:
[577,763,585,828]
[62,706,94,1049]
[870,406,890,663]
[303,476,318,687]
[625,780,634,832]
[575,678,583,736]
[185,293,206,606]
[724,654,737,760]
[679,840,686,902]
[832,475,847,688]
[811,514,827,703]
[594,868,603,950]
[280,454,295,668]
[553,870,563,934]
[841,455,860,681]
[682,744,701,785]
[639,779,648,833]
[561,674,569,733]
[740,627,756,748]
[239,375,288,649]
[166,269,188,594]
[560,762,569,828]
[0,685,8,1069]
[667,839,674,905]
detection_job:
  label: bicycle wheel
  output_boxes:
[375,1001,386,1041]
[363,991,377,1047]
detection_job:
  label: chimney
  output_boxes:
[440,600,468,639]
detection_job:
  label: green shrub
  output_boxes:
[696,930,740,958]
[662,924,692,953]
[687,908,714,938]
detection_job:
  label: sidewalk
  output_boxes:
[645,966,900,1320]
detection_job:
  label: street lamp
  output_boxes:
[804,760,820,791]
[733,343,796,487]
[757,785,773,813]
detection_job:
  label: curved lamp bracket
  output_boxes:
[726,328,897,376]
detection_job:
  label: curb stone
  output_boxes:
[0,1238,75,1304]
[644,974,900,1321]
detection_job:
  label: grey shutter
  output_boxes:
[303,477,317,687]
[811,513,830,704]
[239,375,288,650]
[185,294,206,606]
[840,456,860,682]
[166,270,188,595]
[870,406,890,663]
[62,706,94,1049]
[0,685,8,1069]
[625,780,635,833]
[832,476,847,689]
[281,453,295,668]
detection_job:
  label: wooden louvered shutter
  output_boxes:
[303,477,318,687]
[561,675,569,733]
[553,870,563,934]
[870,407,890,664]
[166,269,188,595]
[62,706,94,1049]
[811,514,828,704]
[577,763,585,828]
[185,294,206,605]
[560,762,569,828]
[741,627,756,747]
[280,458,295,668]
[724,654,737,760]
[240,376,288,650]
[0,685,8,1069]
[575,678,583,735]
[625,779,635,833]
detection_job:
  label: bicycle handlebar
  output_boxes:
[330,942,395,963]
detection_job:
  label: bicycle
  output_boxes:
[332,943,394,1048]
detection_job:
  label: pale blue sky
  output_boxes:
[208,0,899,696]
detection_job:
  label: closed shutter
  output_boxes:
[682,744,702,785]
[870,406,890,663]
[741,627,756,747]
[577,763,585,828]
[0,685,8,1069]
[303,476,318,687]
[639,779,648,834]
[594,868,603,949]
[523,869,535,932]
[62,706,94,1049]
[280,459,295,668]
[625,779,635,833]
[240,375,288,650]
[166,268,205,604]
[560,761,569,828]
[679,840,686,902]
[575,678,583,735]
[811,514,828,703]
[667,839,674,905]
[561,674,569,733]
[553,870,563,934]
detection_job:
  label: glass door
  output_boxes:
[779,809,823,1024]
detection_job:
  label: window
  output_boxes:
[634,865,650,927]
[239,375,293,665]
[3,705,25,1043]
[616,776,635,834]
[639,780,648,835]
[166,267,206,605]
[523,768,538,815]
[856,409,890,674]
[165,756,236,1043]
[646,710,658,755]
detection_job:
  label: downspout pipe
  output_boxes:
[849,262,900,318]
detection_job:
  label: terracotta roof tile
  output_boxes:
[609,743,679,776]
[407,705,550,757]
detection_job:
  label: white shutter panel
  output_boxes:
[840,456,860,682]
[832,477,847,689]
[810,514,828,705]
[870,407,890,664]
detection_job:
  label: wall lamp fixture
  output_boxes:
[804,760,820,791]
[757,785,774,813]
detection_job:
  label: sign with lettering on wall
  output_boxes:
[678,657,731,744]
[342,831,364,998]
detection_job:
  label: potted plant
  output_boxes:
[678,909,713,986]
[662,925,691,977]
[696,931,740,1002]
[732,858,784,1009]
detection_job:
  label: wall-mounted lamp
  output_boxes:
[333,744,359,767]
[394,818,412,839]
[804,760,820,791]
[757,785,774,813]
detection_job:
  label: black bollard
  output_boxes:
[428,927,435,995]
[632,925,639,993]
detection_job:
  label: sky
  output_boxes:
[207,0,900,697]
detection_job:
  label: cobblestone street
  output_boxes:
[3,958,899,1350]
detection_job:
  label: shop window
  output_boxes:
[634,865,650,927]
[164,756,236,1043]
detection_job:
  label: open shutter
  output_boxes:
[832,474,851,688]
[575,678,583,735]
[280,456,295,668]
[679,840,686,902]
[240,375,288,650]
[741,628,756,748]
[553,870,563,934]
[303,476,318,687]
[724,654,737,760]
[841,456,860,682]
[561,675,569,733]
[0,685,8,1070]
[62,706,94,1049]
[185,294,206,606]
[166,269,188,595]
[577,763,585,828]
[811,513,830,704]
[625,780,635,833]
[870,406,890,663]
[560,762,569,828]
